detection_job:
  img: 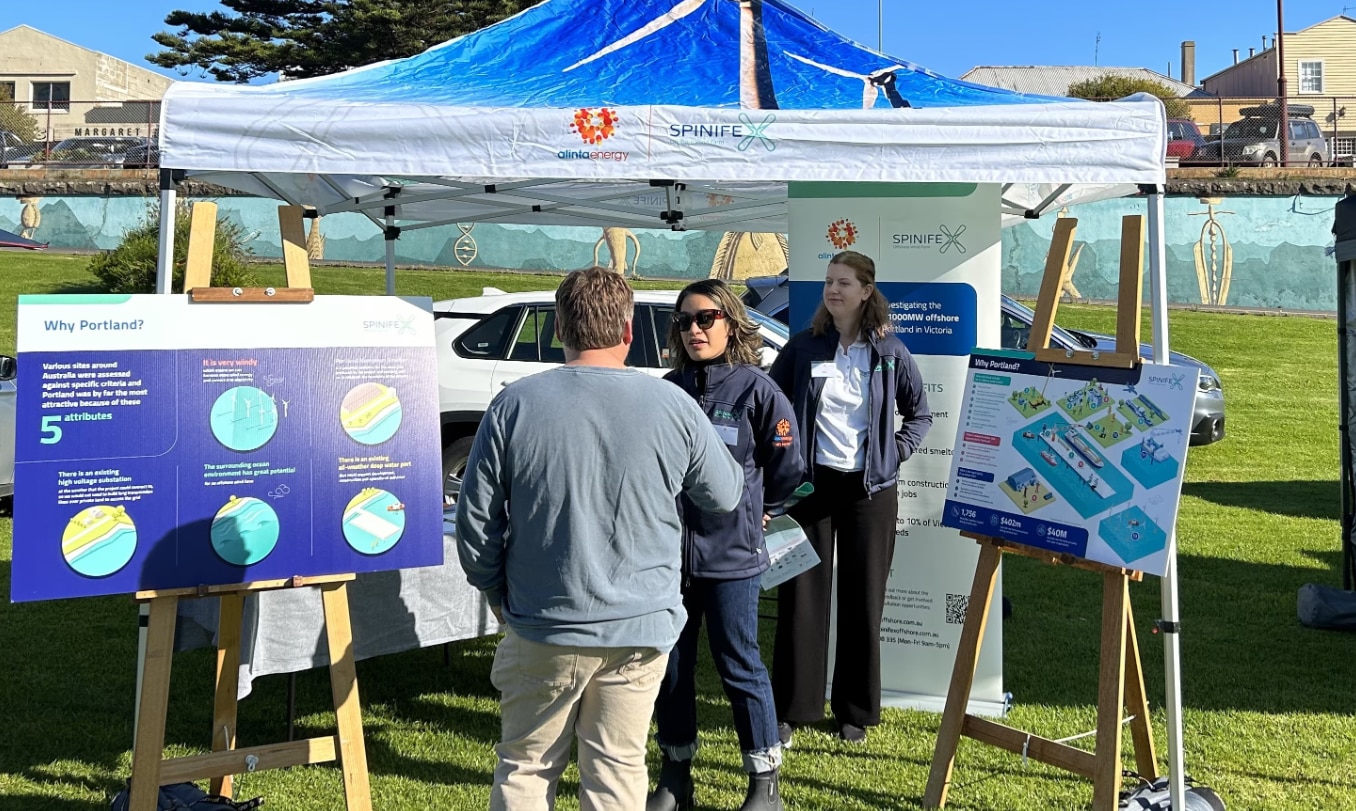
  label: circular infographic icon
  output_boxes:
[340,382,403,445]
[342,488,407,555]
[61,504,137,577]
[211,496,280,566]
[210,386,279,452]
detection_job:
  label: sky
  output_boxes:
[8,0,1351,86]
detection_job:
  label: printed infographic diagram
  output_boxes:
[942,352,1197,576]
[10,294,443,603]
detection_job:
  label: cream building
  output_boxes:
[0,25,174,142]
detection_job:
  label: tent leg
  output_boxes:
[155,168,178,295]
[1147,189,1187,809]
[384,208,397,296]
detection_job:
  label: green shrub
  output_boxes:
[89,204,257,293]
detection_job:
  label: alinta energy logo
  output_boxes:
[560,108,629,162]
[825,218,858,250]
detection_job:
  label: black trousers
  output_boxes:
[772,466,898,728]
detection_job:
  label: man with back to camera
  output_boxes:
[456,266,745,811]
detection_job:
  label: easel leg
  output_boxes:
[322,582,373,811]
[211,592,244,797]
[1123,603,1158,780]
[923,544,1003,809]
[1092,574,1130,809]
[130,596,178,811]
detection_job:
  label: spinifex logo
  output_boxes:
[825,218,858,250]
[891,223,967,254]
[560,108,630,162]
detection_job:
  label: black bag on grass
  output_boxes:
[1298,583,1356,631]
[110,781,263,811]
[1118,772,1225,810]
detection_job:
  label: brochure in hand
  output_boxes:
[761,483,820,591]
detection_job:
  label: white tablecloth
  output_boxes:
[174,514,501,698]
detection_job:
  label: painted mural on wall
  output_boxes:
[1003,194,1343,312]
[0,194,1344,312]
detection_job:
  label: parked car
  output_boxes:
[741,272,1226,446]
[0,130,38,168]
[0,354,17,499]
[1186,104,1328,167]
[433,287,789,501]
[1167,118,1205,161]
[121,140,160,169]
[40,136,152,168]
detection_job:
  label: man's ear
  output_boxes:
[622,318,634,345]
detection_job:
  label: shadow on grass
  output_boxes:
[999,548,1356,715]
[1180,480,1340,521]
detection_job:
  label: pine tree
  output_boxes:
[149,0,535,83]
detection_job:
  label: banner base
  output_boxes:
[881,689,1010,719]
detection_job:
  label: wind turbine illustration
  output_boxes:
[784,53,911,108]
[564,0,778,108]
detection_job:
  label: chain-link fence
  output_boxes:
[0,99,160,168]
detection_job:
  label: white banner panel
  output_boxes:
[787,182,1005,716]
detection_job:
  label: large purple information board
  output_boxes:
[10,294,444,602]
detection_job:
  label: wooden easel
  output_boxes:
[128,203,372,811]
[923,215,1158,810]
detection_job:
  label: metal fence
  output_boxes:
[0,99,160,168]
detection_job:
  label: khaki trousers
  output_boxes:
[490,627,668,811]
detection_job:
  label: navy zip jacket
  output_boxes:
[664,362,805,580]
[769,326,932,496]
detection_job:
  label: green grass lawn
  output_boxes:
[2,253,1355,809]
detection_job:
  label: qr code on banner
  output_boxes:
[945,593,969,625]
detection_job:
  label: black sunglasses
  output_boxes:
[674,309,726,331]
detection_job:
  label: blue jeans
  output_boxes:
[653,574,781,774]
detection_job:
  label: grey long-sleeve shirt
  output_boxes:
[455,365,743,651]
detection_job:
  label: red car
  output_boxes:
[1167,118,1205,161]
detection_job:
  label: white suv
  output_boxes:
[434,287,788,502]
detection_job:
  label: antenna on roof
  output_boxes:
[1095,32,1102,66]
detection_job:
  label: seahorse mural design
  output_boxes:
[18,196,41,240]
[710,231,789,281]
[1190,198,1235,306]
[594,227,642,277]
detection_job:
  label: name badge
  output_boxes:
[714,423,740,446]
[811,361,839,379]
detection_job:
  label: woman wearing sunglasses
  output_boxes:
[646,279,804,811]
[768,250,932,745]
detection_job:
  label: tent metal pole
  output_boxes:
[384,206,398,296]
[1147,188,1187,809]
[154,168,178,294]
[141,166,179,742]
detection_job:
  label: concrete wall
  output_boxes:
[0,193,1346,312]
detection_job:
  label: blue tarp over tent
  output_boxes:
[275,0,1058,110]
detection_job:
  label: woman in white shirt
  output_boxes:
[767,250,932,744]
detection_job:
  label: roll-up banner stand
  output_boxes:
[786,182,1006,716]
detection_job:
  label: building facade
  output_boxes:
[0,25,174,143]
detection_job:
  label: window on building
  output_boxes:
[32,81,70,112]
[1299,60,1324,94]
[0,82,15,102]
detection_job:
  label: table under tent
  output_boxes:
[155,0,1186,804]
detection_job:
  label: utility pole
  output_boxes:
[1278,0,1290,166]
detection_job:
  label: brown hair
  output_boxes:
[666,278,763,371]
[555,266,634,351]
[810,250,891,341]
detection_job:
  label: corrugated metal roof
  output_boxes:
[960,66,1209,98]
